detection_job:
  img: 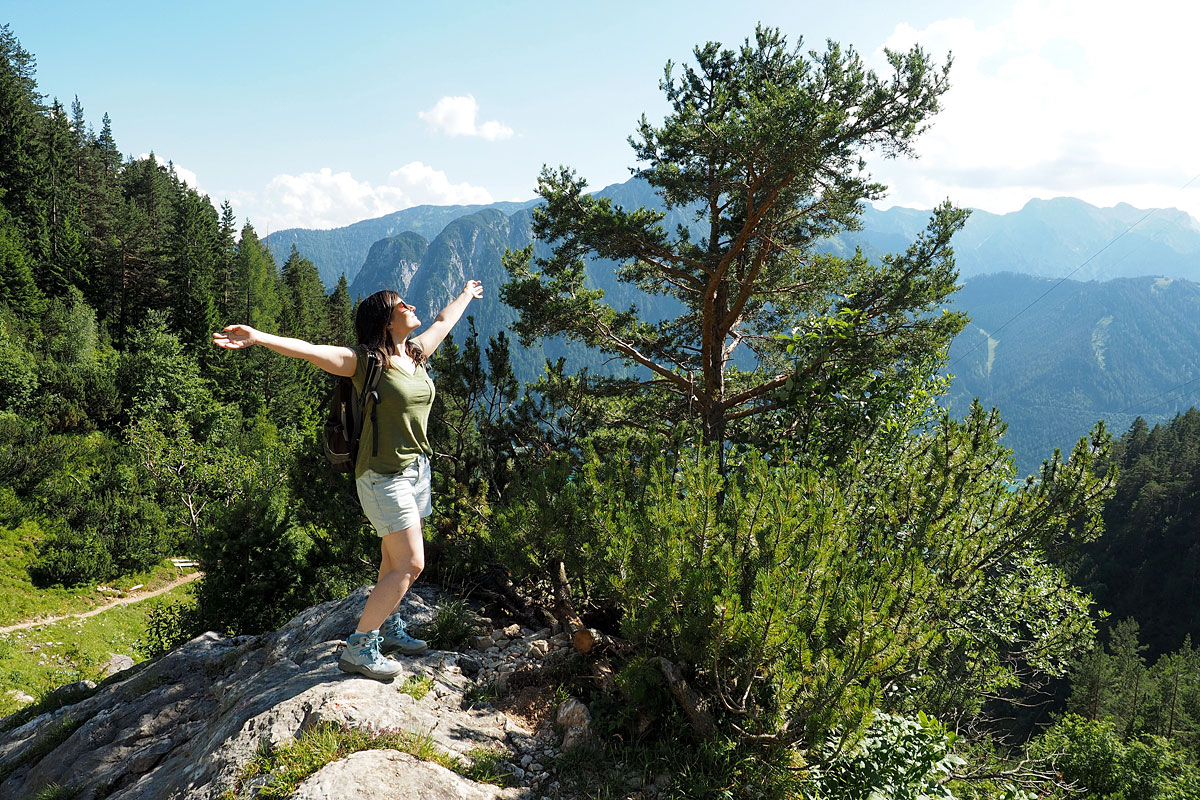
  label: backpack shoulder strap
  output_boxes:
[360,349,385,458]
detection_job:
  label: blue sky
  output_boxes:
[6,1,1196,231]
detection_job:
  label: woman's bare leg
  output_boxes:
[357,524,425,633]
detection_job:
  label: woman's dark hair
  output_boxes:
[353,289,426,368]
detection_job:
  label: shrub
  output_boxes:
[28,526,112,588]
[1030,715,1200,799]
[136,593,202,659]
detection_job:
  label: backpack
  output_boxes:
[322,349,384,473]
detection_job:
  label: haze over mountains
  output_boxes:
[263,179,1200,474]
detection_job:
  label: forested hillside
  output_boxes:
[1073,410,1200,658]
[945,273,1200,474]
[6,20,1200,800]
[0,23,373,638]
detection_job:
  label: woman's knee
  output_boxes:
[408,556,424,577]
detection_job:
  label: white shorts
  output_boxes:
[356,455,432,537]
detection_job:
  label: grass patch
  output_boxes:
[0,680,98,733]
[219,722,511,799]
[31,782,80,800]
[0,522,188,628]
[397,674,434,701]
[462,747,511,785]
[0,712,89,783]
[0,580,197,721]
[462,680,499,707]
[415,598,480,651]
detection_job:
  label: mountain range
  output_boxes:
[263,179,1200,473]
[265,179,1200,290]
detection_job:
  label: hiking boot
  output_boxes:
[380,613,428,655]
[338,631,403,681]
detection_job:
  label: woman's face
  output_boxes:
[388,299,420,339]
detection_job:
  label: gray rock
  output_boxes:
[458,657,482,676]
[100,653,135,679]
[470,635,494,651]
[556,698,596,752]
[288,749,522,799]
[0,587,515,800]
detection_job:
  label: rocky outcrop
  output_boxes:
[0,587,536,800]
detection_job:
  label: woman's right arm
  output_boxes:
[211,325,357,377]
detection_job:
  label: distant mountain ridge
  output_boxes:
[846,198,1200,282]
[264,181,1200,290]
[265,199,540,288]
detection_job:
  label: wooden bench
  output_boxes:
[169,557,200,571]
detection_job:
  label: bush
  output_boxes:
[197,495,362,636]
[136,593,202,659]
[1030,715,1200,799]
[813,711,964,800]
[500,402,1109,784]
[28,526,112,588]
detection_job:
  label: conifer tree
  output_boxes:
[43,98,86,294]
[215,200,238,318]
[0,24,51,292]
[327,273,354,346]
[503,27,962,461]
[169,189,220,354]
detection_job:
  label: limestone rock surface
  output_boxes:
[289,750,520,799]
[0,587,527,800]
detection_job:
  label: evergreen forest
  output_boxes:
[5,21,1200,800]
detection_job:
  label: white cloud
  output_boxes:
[387,162,495,205]
[864,1,1200,219]
[418,95,514,141]
[252,163,494,231]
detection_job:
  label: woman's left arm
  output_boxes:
[413,280,484,355]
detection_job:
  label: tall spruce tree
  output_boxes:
[502,27,963,463]
[168,189,220,354]
[327,273,354,347]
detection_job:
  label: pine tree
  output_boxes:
[215,200,237,319]
[327,273,354,346]
[0,24,50,293]
[502,27,961,463]
[168,188,220,354]
[42,98,86,295]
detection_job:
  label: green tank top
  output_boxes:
[351,346,435,478]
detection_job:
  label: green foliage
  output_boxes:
[417,597,481,651]
[563,403,1110,757]
[813,711,964,800]
[196,493,341,635]
[397,674,434,701]
[135,591,201,660]
[0,304,38,411]
[1066,620,1200,759]
[1071,409,1200,659]
[1031,715,1200,799]
[28,523,112,587]
[30,782,80,800]
[115,310,216,427]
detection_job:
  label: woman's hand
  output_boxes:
[462,280,483,300]
[212,324,259,350]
